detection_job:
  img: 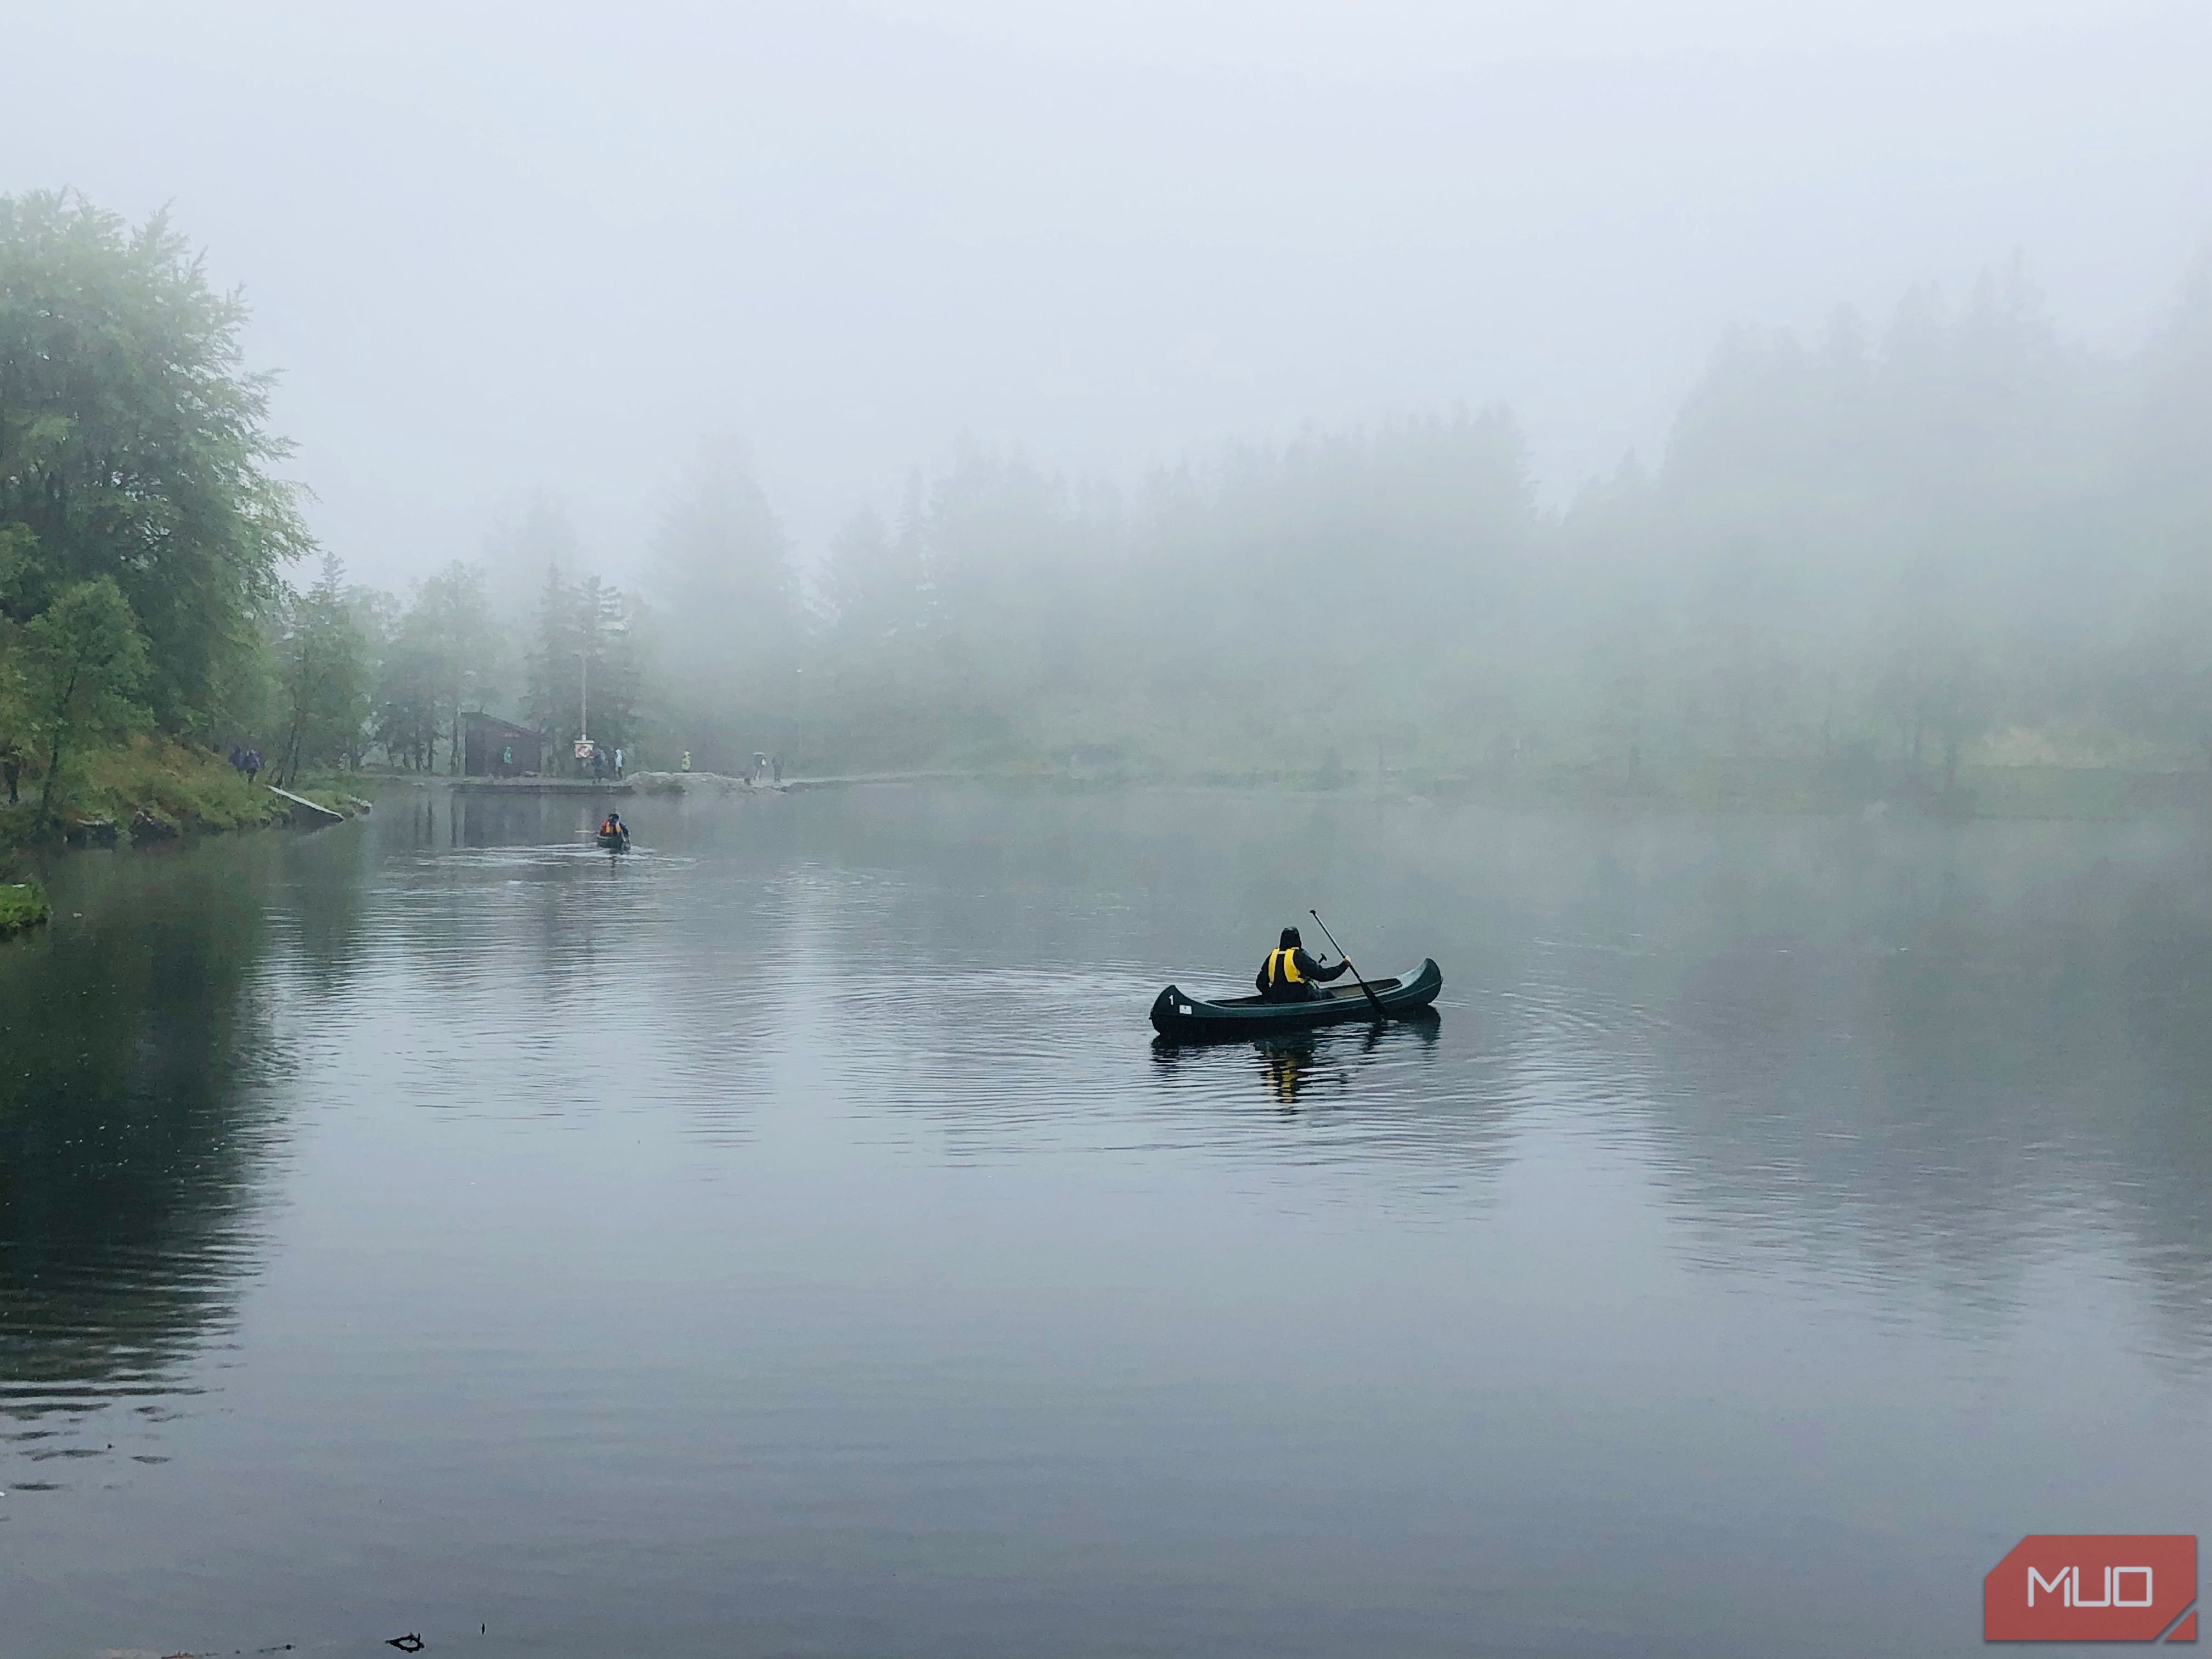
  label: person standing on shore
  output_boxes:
[2,745,20,805]
[243,748,261,783]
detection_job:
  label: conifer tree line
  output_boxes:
[4,189,2210,812]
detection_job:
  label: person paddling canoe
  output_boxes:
[1256,926,1352,1003]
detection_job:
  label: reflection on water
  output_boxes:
[1256,1032,1334,1107]
[1151,1017,1449,1120]
[1153,1017,1445,1111]
[0,840,286,1472]
[2,785,2207,1656]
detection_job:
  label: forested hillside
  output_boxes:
[786,257,2212,797]
[4,190,2208,830]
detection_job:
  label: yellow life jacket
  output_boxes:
[1266,946,1305,988]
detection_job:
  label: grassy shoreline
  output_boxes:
[2,741,2200,855]
[0,879,48,937]
[0,737,373,854]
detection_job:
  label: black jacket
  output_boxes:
[1256,946,1351,1000]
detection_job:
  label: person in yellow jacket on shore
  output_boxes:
[1255,926,1352,1003]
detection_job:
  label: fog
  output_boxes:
[7,0,2212,795]
[7,0,2208,586]
[9,22,2212,1647]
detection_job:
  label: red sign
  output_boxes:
[1985,1535,2197,1642]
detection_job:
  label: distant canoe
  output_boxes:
[1149,958,1442,1042]
[596,829,630,851]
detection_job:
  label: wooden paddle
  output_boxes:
[1309,909,1388,1022]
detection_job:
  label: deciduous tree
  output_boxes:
[20,577,150,822]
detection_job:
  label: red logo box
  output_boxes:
[1986,1535,2197,1642]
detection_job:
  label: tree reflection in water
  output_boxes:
[0,827,369,1476]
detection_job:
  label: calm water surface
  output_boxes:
[3,784,2207,1657]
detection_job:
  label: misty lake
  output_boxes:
[3,784,2207,1658]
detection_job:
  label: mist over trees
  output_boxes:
[0,193,311,731]
[524,566,641,767]
[4,187,2210,817]
[648,444,797,769]
[271,552,370,786]
[751,253,2212,800]
[1550,257,2212,798]
[0,191,305,823]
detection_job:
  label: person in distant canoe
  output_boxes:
[1256,926,1352,1002]
[599,812,626,839]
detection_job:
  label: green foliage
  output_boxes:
[272,551,372,784]
[373,561,499,771]
[19,577,150,822]
[284,769,373,816]
[521,569,641,770]
[737,254,2212,801]
[0,190,312,737]
[9,188,2206,820]
[522,557,644,770]
[78,733,286,837]
[0,879,46,936]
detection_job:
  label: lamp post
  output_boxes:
[575,602,626,774]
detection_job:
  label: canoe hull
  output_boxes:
[596,831,629,851]
[1149,958,1442,1042]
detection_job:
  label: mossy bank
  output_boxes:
[1,737,369,853]
[0,880,48,938]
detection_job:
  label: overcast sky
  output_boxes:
[7,0,2209,588]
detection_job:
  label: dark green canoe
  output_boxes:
[1149,958,1442,1042]
[596,829,629,851]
